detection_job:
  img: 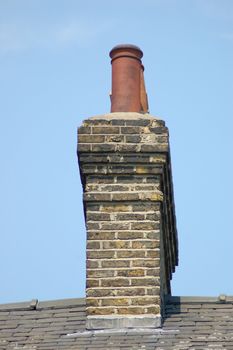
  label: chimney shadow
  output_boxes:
[163,296,181,325]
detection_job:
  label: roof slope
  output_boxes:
[0,296,233,349]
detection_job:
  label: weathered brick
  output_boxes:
[131,277,160,286]
[87,288,117,298]
[86,279,99,288]
[86,184,100,191]
[116,307,145,315]
[103,241,130,249]
[131,222,159,230]
[116,144,139,152]
[131,297,160,306]
[116,288,146,297]
[81,164,97,174]
[107,165,136,174]
[125,119,151,127]
[140,144,168,152]
[149,155,167,163]
[114,213,145,221]
[134,185,155,191]
[100,204,132,213]
[88,231,116,240]
[132,240,160,249]
[99,184,129,192]
[101,278,130,287]
[87,175,115,183]
[87,307,115,315]
[146,175,161,184]
[83,119,111,126]
[86,298,99,307]
[145,231,160,240]
[87,269,115,278]
[132,202,160,211]
[78,134,105,143]
[80,154,108,163]
[135,165,162,174]
[78,126,91,134]
[146,268,160,276]
[105,135,124,142]
[146,250,160,259]
[147,287,160,295]
[101,298,129,306]
[116,250,146,259]
[86,241,101,250]
[101,222,130,230]
[116,175,144,183]
[86,212,110,221]
[84,193,111,202]
[92,126,119,134]
[139,192,163,202]
[117,231,144,240]
[132,259,160,268]
[111,119,125,126]
[86,260,99,269]
[92,144,116,152]
[78,144,91,152]
[111,193,140,201]
[86,222,100,230]
[121,126,140,134]
[145,213,160,220]
[147,306,160,314]
[87,250,115,259]
[123,155,150,163]
[117,269,145,277]
[150,126,168,134]
[101,260,130,268]
[125,135,141,143]
[86,203,100,211]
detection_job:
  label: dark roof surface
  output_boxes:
[0,296,233,349]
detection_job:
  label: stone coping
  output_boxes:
[88,112,162,120]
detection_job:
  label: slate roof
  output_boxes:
[0,296,233,349]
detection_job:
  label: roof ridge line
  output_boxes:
[167,295,233,304]
[0,297,86,311]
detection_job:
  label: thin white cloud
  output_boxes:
[56,21,95,45]
[0,18,114,55]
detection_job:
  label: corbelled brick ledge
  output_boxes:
[77,112,178,329]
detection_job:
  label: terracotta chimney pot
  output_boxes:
[110,44,144,113]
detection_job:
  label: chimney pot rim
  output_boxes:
[109,44,143,59]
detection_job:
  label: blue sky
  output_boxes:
[0,0,232,303]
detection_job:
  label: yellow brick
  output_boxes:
[117,307,145,315]
[87,307,115,315]
[101,204,132,212]
[101,298,129,306]
[135,166,147,174]
[131,297,160,306]
[117,269,145,277]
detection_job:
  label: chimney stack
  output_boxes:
[77,45,178,329]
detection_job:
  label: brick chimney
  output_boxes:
[77,44,178,329]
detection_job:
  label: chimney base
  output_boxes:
[86,315,161,330]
